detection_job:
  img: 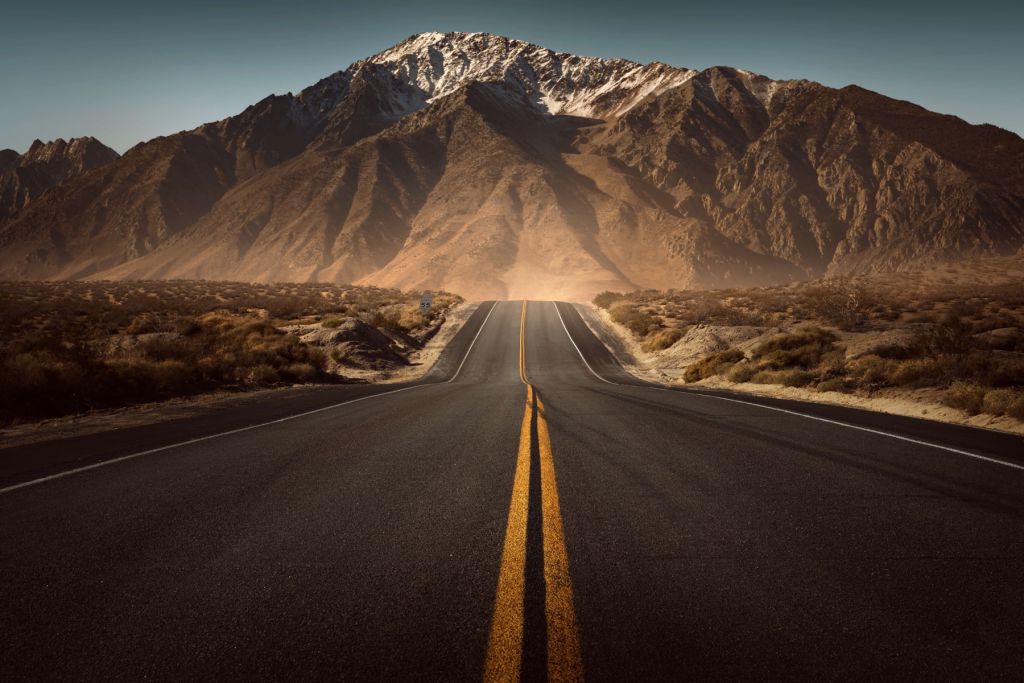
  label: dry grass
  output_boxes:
[683,348,744,383]
[595,268,1024,422]
[0,280,461,425]
[608,302,658,337]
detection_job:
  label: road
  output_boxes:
[2,301,1023,680]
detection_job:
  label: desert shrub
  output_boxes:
[642,328,682,352]
[1009,396,1024,421]
[818,349,848,377]
[982,389,1019,416]
[982,331,1024,351]
[371,308,405,332]
[138,335,197,362]
[950,300,985,318]
[912,313,974,357]
[399,308,427,331]
[845,355,899,386]
[872,343,915,360]
[943,381,987,415]
[817,378,853,393]
[1,307,336,423]
[752,328,840,370]
[748,369,778,384]
[0,349,91,419]
[593,291,624,309]
[684,348,745,383]
[281,362,319,382]
[683,299,765,326]
[125,313,161,335]
[780,370,816,387]
[749,369,815,387]
[150,360,191,391]
[245,364,280,384]
[872,308,901,322]
[0,281,460,345]
[726,362,758,383]
[107,358,193,397]
[801,278,873,329]
[888,358,947,387]
[989,359,1024,387]
[179,318,203,336]
[322,317,344,329]
[610,304,656,338]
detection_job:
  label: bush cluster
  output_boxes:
[603,276,1024,421]
[684,328,842,386]
[0,281,462,425]
[642,328,683,353]
[0,313,330,424]
[678,319,1024,419]
[593,291,624,310]
[609,303,657,338]
[683,348,744,383]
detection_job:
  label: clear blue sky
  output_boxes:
[2,0,1021,153]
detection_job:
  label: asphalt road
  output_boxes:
[2,301,1023,681]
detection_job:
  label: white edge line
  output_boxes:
[554,302,1024,472]
[0,385,423,494]
[1,301,500,495]
[448,301,497,383]
[666,389,1024,472]
[553,302,614,384]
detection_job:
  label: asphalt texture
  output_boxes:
[2,300,1023,680]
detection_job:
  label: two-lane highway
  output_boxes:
[531,302,1024,680]
[2,301,1023,680]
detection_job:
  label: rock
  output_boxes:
[0,137,118,221]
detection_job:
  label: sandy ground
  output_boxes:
[0,303,479,449]
[579,304,1024,437]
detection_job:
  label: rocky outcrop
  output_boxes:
[0,137,119,221]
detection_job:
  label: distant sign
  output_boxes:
[420,293,433,313]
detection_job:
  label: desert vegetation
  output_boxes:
[594,262,1024,425]
[0,281,460,425]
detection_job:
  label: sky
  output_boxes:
[2,0,1021,153]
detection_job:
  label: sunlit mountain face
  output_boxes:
[1,31,1022,300]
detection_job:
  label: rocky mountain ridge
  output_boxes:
[1,31,1021,299]
[0,137,119,220]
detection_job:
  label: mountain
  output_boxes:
[0,137,119,221]
[1,32,1022,299]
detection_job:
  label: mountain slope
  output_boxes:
[0,137,118,221]
[1,32,1022,299]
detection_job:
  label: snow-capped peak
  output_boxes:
[362,31,698,119]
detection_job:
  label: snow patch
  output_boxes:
[362,32,701,120]
[290,32,780,125]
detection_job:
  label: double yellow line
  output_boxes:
[484,302,583,683]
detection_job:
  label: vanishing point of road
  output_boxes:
[2,301,1023,680]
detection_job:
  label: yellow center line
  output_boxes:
[519,300,528,385]
[483,385,533,683]
[484,301,584,683]
[536,393,584,683]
